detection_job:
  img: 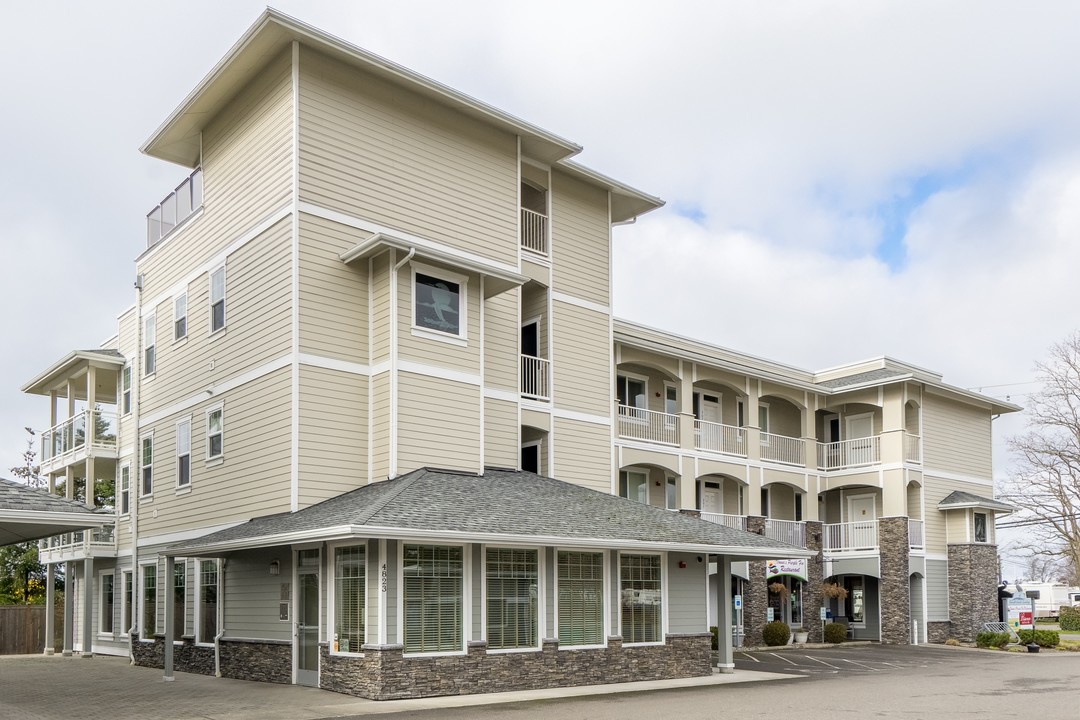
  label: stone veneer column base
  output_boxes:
[742,516,769,647]
[947,544,1000,643]
[129,634,216,676]
[877,517,911,644]
[321,634,712,700]
[804,521,824,643]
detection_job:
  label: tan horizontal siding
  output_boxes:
[396,372,480,474]
[370,372,391,482]
[139,219,293,416]
[922,396,992,477]
[552,302,611,416]
[521,285,548,359]
[370,252,391,365]
[298,214,368,362]
[553,417,611,492]
[484,398,518,469]
[484,289,518,391]
[298,364,367,508]
[922,476,995,552]
[136,367,292,536]
[297,48,518,265]
[550,170,610,306]
[138,50,293,302]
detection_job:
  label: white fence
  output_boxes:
[617,406,680,445]
[817,436,880,471]
[764,519,807,547]
[760,432,804,465]
[700,512,747,532]
[520,355,550,400]
[823,520,878,552]
[520,208,548,255]
[694,420,746,456]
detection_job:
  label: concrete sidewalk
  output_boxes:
[0,654,799,720]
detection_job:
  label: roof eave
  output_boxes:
[21,350,126,396]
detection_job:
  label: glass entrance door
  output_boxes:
[296,549,319,687]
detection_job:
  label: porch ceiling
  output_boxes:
[0,478,111,546]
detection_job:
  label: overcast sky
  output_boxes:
[3,1,1076,578]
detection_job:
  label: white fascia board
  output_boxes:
[1,510,112,526]
[163,523,815,560]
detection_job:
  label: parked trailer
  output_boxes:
[1005,582,1080,618]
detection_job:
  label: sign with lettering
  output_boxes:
[1007,596,1034,631]
[766,559,808,582]
[734,594,742,610]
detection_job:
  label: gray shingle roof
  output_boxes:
[937,490,1014,513]
[817,368,907,389]
[167,468,811,558]
[0,478,109,545]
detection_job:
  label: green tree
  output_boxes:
[1,428,54,605]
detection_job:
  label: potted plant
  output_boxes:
[822,582,848,600]
[793,628,809,644]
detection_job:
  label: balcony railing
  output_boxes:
[147,167,203,247]
[520,208,548,256]
[908,519,925,551]
[38,523,116,562]
[520,354,550,400]
[765,519,807,547]
[760,432,804,465]
[817,436,880,471]
[700,512,747,532]
[823,520,879,552]
[617,405,679,446]
[40,410,118,465]
[694,420,747,457]
[904,433,922,464]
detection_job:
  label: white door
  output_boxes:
[847,495,877,550]
[845,414,875,465]
[702,486,722,514]
[697,395,723,450]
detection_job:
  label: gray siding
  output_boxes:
[223,548,292,641]
[926,558,950,620]
[667,552,707,634]
[385,540,398,644]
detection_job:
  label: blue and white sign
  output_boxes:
[734,594,743,610]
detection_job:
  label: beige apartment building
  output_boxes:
[19,10,1014,699]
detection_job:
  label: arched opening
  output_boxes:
[619,464,680,510]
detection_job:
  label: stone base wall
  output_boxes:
[742,517,769,646]
[947,544,1000,642]
[878,518,911,644]
[129,634,215,675]
[321,634,712,700]
[219,638,292,684]
[926,621,951,644]
[804,521,824,643]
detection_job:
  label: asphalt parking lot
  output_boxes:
[734,642,956,677]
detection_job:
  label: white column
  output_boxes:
[44,564,55,655]
[716,555,734,673]
[164,556,175,681]
[62,561,73,656]
[82,558,94,658]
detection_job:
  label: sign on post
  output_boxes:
[820,607,828,621]
[767,607,775,622]
[1006,596,1034,632]
[734,594,743,610]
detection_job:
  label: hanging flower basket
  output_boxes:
[822,582,849,600]
[768,582,790,600]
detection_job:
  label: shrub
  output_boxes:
[1017,629,1060,648]
[823,622,847,644]
[944,638,961,646]
[709,626,719,651]
[975,631,1010,649]
[1059,606,1080,632]
[762,621,791,646]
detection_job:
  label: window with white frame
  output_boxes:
[402,544,463,653]
[486,547,538,650]
[173,292,187,341]
[619,470,649,504]
[122,570,133,636]
[121,366,132,415]
[173,561,186,639]
[141,564,157,640]
[334,545,365,653]
[196,560,218,644]
[664,384,677,415]
[758,403,770,433]
[210,266,226,333]
[616,375,647,409]
[206,407,223,460]
[620,554,662,643]
[144,314,156,376]
[413,265,466,339]
[140,435,153,496]
[666,478,677,510]
[119,465,130,515]
[99,571,115,635]
[974,512,988,543]
[176,419,191,488]
[557,551,604,646]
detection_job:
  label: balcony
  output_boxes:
[904,433,922,463]
[765,519,806,547]
[147,167,203,248]
[908,519,924,551]
[700,512,747,532]
[40,410,118,474]
[823,520,878,553]
[760,432,804,466]
[817,436,880,471]
[38,523,117,564]
[617,406,679,446]
[694,420,747,457]
[520,354,550,401]
[520,208,548,256]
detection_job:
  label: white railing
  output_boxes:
[904,434,922,464]
[760,432,804,465]
[700,512,747,532]
[147,167,203,247]
[617,405,679,445]
[520,208,548,256]
[765,519,807,547]
[40,410,118,464]
[520,354,550,400]
[823,520,879,552]
[694,420,747,457]
[817,436,880,471]
[908,519,925,550]
[38,523,116,562]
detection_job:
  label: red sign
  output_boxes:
[1019,611,1032,627]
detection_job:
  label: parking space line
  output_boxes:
[840,658,880,671]
[803,655,841,669]
[736,652,760,663]
[767,653,798,665]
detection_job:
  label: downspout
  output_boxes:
[129,272,143,665]
[388,247,415,479]
[214,558,226,677]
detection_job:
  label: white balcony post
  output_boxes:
[82,558,94,658]
[62,560,74,656]
[164,556,175,682]
[44,565,55,655]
